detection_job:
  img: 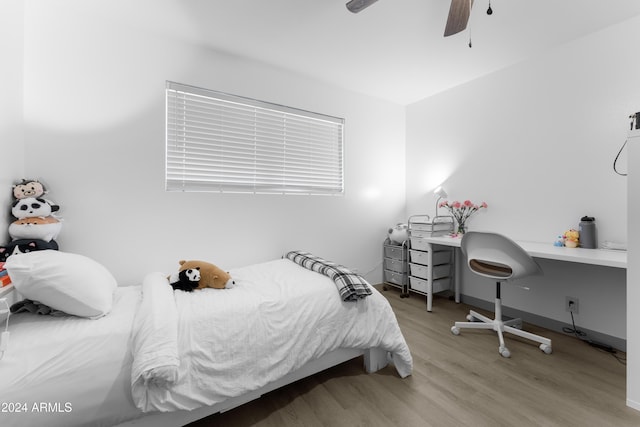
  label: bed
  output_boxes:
[0,251,412,427]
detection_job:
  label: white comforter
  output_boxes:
[0,286,143,427]
[131,258,413,412]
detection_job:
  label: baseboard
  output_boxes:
[627,398,640,411]
[460,295,627,352]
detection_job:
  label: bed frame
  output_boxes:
[116,347,388,427]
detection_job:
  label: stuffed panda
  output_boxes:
[11,197,60,220]
[169,268,201,292]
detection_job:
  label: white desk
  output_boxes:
[421,235,627,309]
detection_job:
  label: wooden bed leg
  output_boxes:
[363,348,389,373]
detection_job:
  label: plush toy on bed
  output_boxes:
[169,259,235,290]
[0,239,59,262]
[11,179,60,217]
[8,216,62,242]
[7,178,62,245]
[169,267,201,292]
[12,179,48,201]
[11,197,60,220]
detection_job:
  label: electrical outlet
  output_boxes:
[565,296,579,313]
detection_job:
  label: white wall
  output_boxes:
[21,1,406,285]
[0,1,25,235]
[406,15,640,341]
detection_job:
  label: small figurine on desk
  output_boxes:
[563,229,580,248]
[553,236,564,247]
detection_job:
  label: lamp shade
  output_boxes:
[434,186,448,200]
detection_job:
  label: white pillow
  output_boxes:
[5,250,117,319]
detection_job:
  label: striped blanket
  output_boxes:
[284,251,372,301]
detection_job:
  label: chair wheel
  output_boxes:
[466,314,475,322]
[540,344,552,354]
[499,347,511,358]
[451,326,460,335]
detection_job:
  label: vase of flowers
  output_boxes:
[438,200,488,235]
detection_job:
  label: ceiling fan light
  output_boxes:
[346,0,379,13]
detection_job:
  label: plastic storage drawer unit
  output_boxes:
[409,276,451,294]
[409,249,451,266]
[409,263,450,280]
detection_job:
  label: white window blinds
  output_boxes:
[166,82,344,195]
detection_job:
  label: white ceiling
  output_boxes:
[113,0,640,105]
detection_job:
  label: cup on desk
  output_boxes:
[579,216,596,249]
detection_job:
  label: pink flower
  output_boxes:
[439,199,488,232]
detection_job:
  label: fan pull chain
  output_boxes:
[468,0,473,47]
[469,0,493,47]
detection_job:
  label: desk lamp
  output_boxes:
[434,186,448,216]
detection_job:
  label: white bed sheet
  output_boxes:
[0,286,142,427]
[132,258,413,413]
[0,257,413,427]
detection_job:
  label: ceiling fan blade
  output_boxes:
[444,0,473,37]
[346,0,379,14]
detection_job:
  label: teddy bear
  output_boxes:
[173,259,235,290]
[169,268,201,292]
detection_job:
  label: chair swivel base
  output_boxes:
[451,307,553,358]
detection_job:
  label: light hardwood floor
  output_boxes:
[188,285,640,427]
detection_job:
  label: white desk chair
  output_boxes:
[451,232,552,358]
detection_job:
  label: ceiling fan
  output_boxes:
[346,0,478,37]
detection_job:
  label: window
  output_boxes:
[165,82,344,195]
